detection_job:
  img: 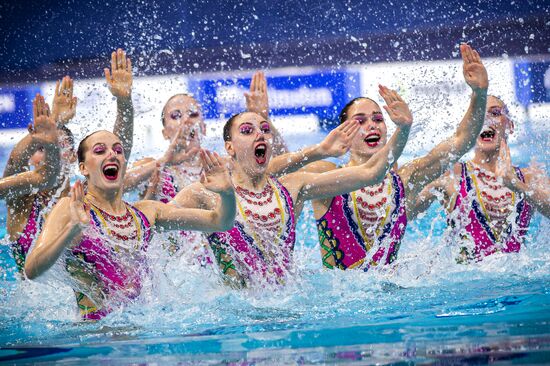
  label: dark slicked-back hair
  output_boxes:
[338,97,379,124]
[161,93,195,126]
[58,125,75,149]
[223,112,248,142]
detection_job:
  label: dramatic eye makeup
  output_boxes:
[113,144,124,155]
[260,122,271,133]
[170,110,183,120]
[372,113,384,122]
[92,144,106,154]
[239,123,254,135]
[487,107,503,117]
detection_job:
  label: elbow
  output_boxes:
[24,261,39,280]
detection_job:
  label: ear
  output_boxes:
[507,120,515,135]
[225,141,235,158]
[79,162,89,179]
[200,120,206,136]
[162,127,170,140]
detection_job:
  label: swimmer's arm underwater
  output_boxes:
[105,48,134,161]
[399,44,488,204]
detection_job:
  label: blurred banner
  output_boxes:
[514,61,550,107]
[189,70,360,129]
[0,87,40,129]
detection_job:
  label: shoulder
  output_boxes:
[133,200,161,223]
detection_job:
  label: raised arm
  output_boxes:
[137,150,236,232]
[497,141,550,218]
[245,71,288,155]
[25,181,90,279]
[267,119,360,176]
[123,123,199,194]
[400,43,488,192]
[105,48,134,160]
[51,76,77,125]
[1,95,61,199]
[291,117,412,202]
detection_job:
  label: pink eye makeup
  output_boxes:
[372,113,384,122]
[260,122,271,133]
[113,144,124,155]
[487,107,503,118]
[239,124,254,135]
[93,145,106,154]
[352,113,384,124]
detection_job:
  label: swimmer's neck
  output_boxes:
[85,185,125,214]
[231,162,268,191]
[471,149,500,172]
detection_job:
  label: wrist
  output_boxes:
[116,95,132,104]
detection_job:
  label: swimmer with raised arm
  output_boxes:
[2,49,135,273]
[24,130,236,320]
[304,43,489,270]
[173,106,412,287]
[415,95,550,263]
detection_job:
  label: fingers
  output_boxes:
[460,43,473,64]
[250,72,257,92]
[117,48,125,70]
[471,49,481,64]
[104,68,112,85]
[259,71,266,93]
[55,80,61,97]
[68,77,74,99]
[347,121,361,139]
[33,94,38,121]
[110,51,116,73]
[126,57,132,74]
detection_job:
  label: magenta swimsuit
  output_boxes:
[11,194,52,272]
[316,171,407,271]
[450,163,533,262]
[207,177,296,285]
[68,201,152,320]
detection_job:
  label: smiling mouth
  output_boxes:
[480,128,496,142]
[364,133,381,147]
[102,164,119,181]
[254,143,267,165]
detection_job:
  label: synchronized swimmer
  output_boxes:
[1,43,549,318]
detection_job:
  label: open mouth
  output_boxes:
[364,132,381,147]
[254,143,267,165]
[480,127,496,142]
[102,163,119,181]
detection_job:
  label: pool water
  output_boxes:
[0,136,549,365]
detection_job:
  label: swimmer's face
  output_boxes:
[345,99,388,156]
[225,112,272,176]
[476,96,513,153]
[79,131,126,191]
[162,95,205,150]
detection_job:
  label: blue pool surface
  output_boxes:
[0,131,549,365]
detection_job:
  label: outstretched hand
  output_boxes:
[460,43,488,91]
[378,85,413,127]
[318,119,360,157]
[51,76,77,125]
[29,94,58,145]
[69,180,90,229]
[200,150,234,194]
[162,122,200,166]
[245,71,269,119]
[496,140,516,188]
[104,48,133,99]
